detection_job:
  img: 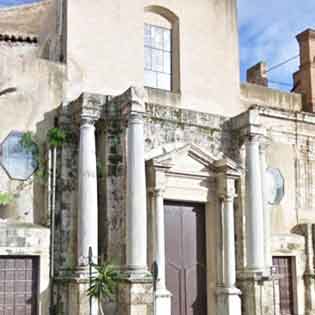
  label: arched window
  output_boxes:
[144,6,180,92]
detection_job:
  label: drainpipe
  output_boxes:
[49,145,57,314]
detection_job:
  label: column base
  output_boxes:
[217,287,242,315]
[238,272,276,315]
[304,273,315,315]
[155,288,172,315]
[118,274,153,315]
[121,265,149,278]
[54,271,98,315]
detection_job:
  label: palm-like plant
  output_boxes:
[87,262,119,315]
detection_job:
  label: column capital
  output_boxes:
[129,111,145,125]
[217,175,237,201]
[240,124,266,146]
[80,115,97,128]
[119,87,146,118]
[220,194,236,203]
[150,187,165,198]
[244,133,264,145]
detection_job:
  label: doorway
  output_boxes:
[0,256,39,315]
[164,201,207,315]
[273,256,295,315]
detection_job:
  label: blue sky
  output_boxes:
[238,0,314,90]
[1,0,314,91]
[0,0,38,6]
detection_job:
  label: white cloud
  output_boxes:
[238,0,315,90]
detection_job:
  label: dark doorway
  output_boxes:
[0,256,39,315]
[164,201,207,315]
[273,256,295,315]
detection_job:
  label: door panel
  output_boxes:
[0,257,39,315]
[165,201,207,315]
[273,256,294,315]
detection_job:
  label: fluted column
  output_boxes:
[78,116,98,265]
[245,135,265,271]
[126,111,147,273]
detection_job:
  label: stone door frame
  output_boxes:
[146,143,242,315]
[271,233,306,315]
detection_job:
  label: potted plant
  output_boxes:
[87,262,119,315]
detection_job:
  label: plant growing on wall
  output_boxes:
[0,192,14,206]
[87,262,119,315]
[20,131,38,155]
[20,127,68,181]
[47,127,67,148]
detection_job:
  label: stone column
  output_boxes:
[126,111,148,274]
[118,87,153,315]
[153,188,171,315]
[222,193,237,288]
[260,141,272,273]
[77,115,98,315]
[217,171,241,315]
[245,135,265,271]
[78,116,98,265]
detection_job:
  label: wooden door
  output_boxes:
[0,257,39,315]
[273,256,294,315]
[165,201,207,315]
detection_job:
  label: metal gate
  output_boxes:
[273,256,295,315]
[0,256,39,315]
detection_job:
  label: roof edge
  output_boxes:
[0,0,52,12]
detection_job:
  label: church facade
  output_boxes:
[0,1,315,315]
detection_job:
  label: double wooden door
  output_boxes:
[0,257,39,315]
[273,256,295,315]
[164,201,207,315]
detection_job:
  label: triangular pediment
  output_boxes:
[146,143,223,175]
[146,143,242,177]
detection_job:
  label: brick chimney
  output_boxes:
[293,29,315,112]
[247,62,268,87]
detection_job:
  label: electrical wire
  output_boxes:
[268,80,293,87]
[266,55,299,73]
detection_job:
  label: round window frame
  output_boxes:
[266,167,285,205]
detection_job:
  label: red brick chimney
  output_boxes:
[293,29,315,112]
[247,62,268,87]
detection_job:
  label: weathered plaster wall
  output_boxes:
[267,142,297,234]
[0,0,54,36]
[0,46,65,223]
[241,83,303,111]
[258,107,315,232]
[66,0,241,116]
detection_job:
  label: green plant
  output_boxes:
[87,262,119,315]
[47,128,67,148]
[0,192,14,206]
[96,160,106,179]
[20,132,39,156]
